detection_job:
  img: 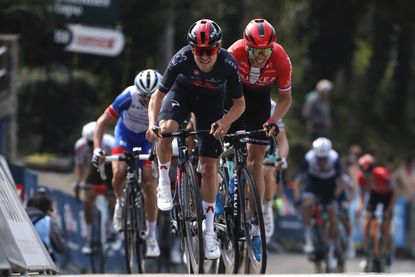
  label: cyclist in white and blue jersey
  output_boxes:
[92,69,162,257]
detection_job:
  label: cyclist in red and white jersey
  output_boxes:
[356,154,397,270]
[226,19,292,253]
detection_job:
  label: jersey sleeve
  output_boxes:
[159,49,187,93]
[274,45,292,93]
[108,89,132,116]
[225,53,243,99]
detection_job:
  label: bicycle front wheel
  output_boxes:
[123,186,146,273]
[238,167,267,274]
[182,161,204,273]
[216,169,240,274]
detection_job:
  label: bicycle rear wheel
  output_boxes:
[181,161,204,273]
[216,169,240,273]
[123,186,146,273]
[239,167,267,274]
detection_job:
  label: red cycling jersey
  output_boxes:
[228,39,292,92]
[357,166,395,195]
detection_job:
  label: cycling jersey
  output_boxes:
[226,40,292,143]
[74,134,114,187]
[74,135,114,166]
[106,86,149,134]
[158,45,243,158]
[228,39,292,92]
[300,149,343,205]
[357,167,394,195]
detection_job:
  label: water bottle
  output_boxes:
[228,175,235,198]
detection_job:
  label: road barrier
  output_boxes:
[0,155,56,274]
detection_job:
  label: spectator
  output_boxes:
[302,79,333,141]
[393,154,415,200]
[26,190,66,261]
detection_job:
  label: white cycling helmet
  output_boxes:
[134,69,162,97]
[82,121,96,142]
[312,137,332,158]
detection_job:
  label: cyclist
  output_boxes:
[74,121,115,254]
[356,154,396,271]
[146,19,245,260]
[226,18,292,256]
[293,137,343,270]
[262,98,289,243]
[92,69,162,257]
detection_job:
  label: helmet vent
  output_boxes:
[258,23,265,38]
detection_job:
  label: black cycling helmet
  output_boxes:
[187,19,222,48]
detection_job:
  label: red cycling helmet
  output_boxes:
[358,154,375,172]
[187,19,222,48]
[244,19,276,49]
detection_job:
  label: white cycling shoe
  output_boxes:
[203,231,221,260]
[157,184,173,211]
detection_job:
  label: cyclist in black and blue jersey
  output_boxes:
[147,19,245,260]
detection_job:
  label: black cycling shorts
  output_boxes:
[304,175,337,206]
[158,90,223,158]
[366,191,393,215]
[227,86,271,145]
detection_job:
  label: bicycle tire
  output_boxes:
[216,169,240,274]
[181,161,204,273]
[238,167,267,274]
[123,185,146,273]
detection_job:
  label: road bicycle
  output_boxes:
[215,129,270,274]
[99,147,152,273]
[154,127,209,274]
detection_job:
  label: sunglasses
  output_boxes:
[192,45,220,56]
[248,47,273,57]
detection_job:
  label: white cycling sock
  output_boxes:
[304,226,312,241]
[252,224,260,237]
[86,223,92,241]
[202,200,215,234]
[116,196,123,206]
[263,199,272,211]
[158,161,171,186]
[147,220,157,238]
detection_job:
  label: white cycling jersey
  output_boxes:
[74,134,114,165]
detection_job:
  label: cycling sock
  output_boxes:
[116,196,123,206]
[202,200,215,234]
[158,161,171,185]
[328,239,335,256]
[263,199,272,211]
[147,221,157,238]
[86,224,92,241]
[304,226,312,241]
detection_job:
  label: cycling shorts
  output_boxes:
[113,126,152,167]
[304,175,337,206]
[366,191,394,216]
[86,162,113,194]
[158,90,223,158]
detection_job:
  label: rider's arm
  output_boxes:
[222,96,245,129]
[94,111,115,150]
[148,89,166,128]
[271,92,292,123]
[276,128,289,161]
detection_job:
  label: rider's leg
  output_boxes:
[143,164,161,257]
[246,143,267,202]
[156,119,177,211]
[82,187,97,253]
[199,156,221,259]
[303,194,315,253]
[111,161,127,231]
[263,165,277,241]
[327,206,339,268]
